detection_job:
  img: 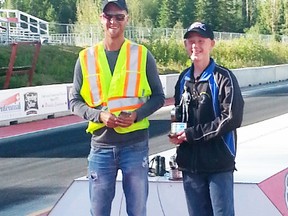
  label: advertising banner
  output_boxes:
[0,84,71,122]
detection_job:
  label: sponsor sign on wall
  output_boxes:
[0,84,71,122]
[0,91,22,120]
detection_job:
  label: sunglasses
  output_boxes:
[103,13,126,22]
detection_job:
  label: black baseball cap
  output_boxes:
[184,22,214,40]
[102,0,128,12]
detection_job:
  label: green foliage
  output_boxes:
[1,38,288,89]
[217,0,243,32]
[35,45,82,83]
[212,37,288,68]
[142,38,188,74]
[75,0,100,24]
[177,0,195,28]
[141,0,159,27]
[3,0,77,23]
[2,0,288,36]
[143,37,288,74]
[50,0,77,23]
[158,0,178,28]
[127,0,143,26]
[74,0,101,34]
[8,0,56,22]
[0,44,82,88]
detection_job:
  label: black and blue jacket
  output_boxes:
[175,59,244,173]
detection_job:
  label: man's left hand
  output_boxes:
[116,112,137,127]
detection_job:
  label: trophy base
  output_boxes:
[171,122,187,134]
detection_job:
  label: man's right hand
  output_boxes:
[99,111,118,128]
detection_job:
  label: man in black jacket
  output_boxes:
[169,21,244,216]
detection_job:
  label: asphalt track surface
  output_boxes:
[0,81,288,216]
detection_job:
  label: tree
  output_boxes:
[237,0,258,29]
[256,1,272,34]
[12,0,30,11]
[5,0,56,22]
[217,0,243,32]
[158,0,178,28]
[194,0,220,30]
[29,0,56,22]
[141,0,159,27]
[282,0,288,35]
[75,0,100,24]
[1,0,288,39]
[0,0,7,8]
[5,0,13,8]
[256,0,284,36]
[277,0,286,35]
[177,0,196,28]
[50,0,77,23]
[74,0,101,36]
[126,0,143,26]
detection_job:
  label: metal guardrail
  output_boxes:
[0,9,48,44]
[0,29,41,44]
[0,9,49,35]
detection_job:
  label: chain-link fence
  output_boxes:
[1,21,288,46]
[46,23,288,47]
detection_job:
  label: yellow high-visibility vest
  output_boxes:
[79,39,152,134]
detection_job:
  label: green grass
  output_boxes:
[0,44,82,88]
[1,37,288,89]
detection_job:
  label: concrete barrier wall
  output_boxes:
[161,64,288,98]
[1,64,288,126]
[275,64,288,81]
[233,65,276,87]
[159,74,179,100]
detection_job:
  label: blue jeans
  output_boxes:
[87,140,149,216]
[182,171,234,216]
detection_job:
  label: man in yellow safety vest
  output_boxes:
[70,0,165,215]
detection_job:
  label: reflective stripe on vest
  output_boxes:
[124,42,142,97]
[79,39,151,134]
[108,97,148,112]
[85,46,103,106]
[79,44,110,107]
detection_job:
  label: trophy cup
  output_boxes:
[170,85,191,135]
[170,105,187,135]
